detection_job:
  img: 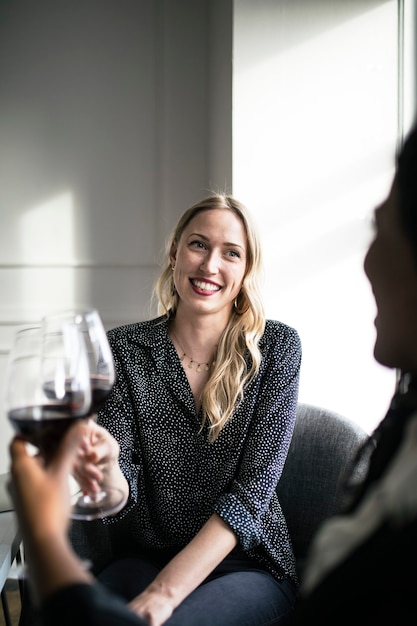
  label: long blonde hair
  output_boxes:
[154,193,266,441]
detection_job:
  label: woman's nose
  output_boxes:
[200,251,219,273]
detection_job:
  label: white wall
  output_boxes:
[0,0,415,473]
[0,0,232,473]
[232,0,415,433]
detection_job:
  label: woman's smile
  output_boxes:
[189,278,222,294]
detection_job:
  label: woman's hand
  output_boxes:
[127,514,237,625]
[128,586,176,626]
[72,419,129,505]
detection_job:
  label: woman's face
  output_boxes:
[364,178,417,372]
[171,208,247,321]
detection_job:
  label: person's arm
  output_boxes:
[214,322,301,550]
[128,513,238,624]
[9,425,150,626]
[8,427,95,604]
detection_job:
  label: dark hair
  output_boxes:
[397,124,417,259]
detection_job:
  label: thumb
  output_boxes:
[48,420,89,476]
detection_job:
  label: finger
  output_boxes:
[82,428,119,466]
[9,436,28,461]
[73,461,103,486]
[9,438,40,479]
[77,419,104,455]
[8,438,42,508]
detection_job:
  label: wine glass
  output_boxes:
[41,308,125,520]
[5,325,91,464]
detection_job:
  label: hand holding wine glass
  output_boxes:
[41,309,126,520]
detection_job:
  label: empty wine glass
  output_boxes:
[41,308,125,520]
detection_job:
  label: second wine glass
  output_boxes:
[41,308,125,520]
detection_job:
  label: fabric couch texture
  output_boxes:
[277,402,368,575]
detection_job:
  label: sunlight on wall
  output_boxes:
[20,192,75,264]
[233,1,398,433]
[0,192,78,472]
[17,192,76,316]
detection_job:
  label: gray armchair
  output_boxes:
[277,402,369,577]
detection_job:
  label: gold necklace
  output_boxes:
[171,331,216,373]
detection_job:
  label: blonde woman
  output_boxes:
[88,194,301,625]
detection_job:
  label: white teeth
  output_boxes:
[192,279,220,292]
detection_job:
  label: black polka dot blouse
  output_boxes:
[97,315,302,586]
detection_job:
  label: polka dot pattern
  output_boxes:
[97,316,302,585]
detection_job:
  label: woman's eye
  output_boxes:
[227,249,241,258]
[190,240,206,250]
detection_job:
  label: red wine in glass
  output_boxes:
[90,375,113,413]
[5,326,92,465]
[8,405,88,464]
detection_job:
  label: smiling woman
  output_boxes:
[170,205,247,324]
[59,192,303,626]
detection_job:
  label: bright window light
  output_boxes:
[233,0,400,433]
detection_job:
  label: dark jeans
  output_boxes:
[97,549,297,626]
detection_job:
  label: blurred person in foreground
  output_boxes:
[292,123,417,625]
